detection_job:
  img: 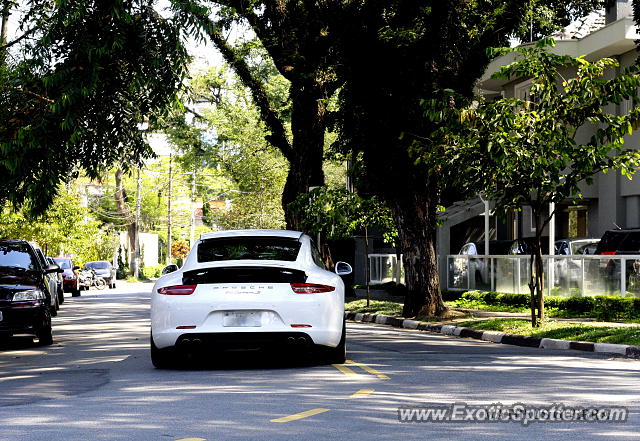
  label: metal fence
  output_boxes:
[446,254,640,297]
[368,254,404,284]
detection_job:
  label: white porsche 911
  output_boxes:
[150,229,352,368]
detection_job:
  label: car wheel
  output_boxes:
[110,282,116,289]
[150,333,174,369]
[58,290,64,305]
[72,286,81,297]
[322,321,346,365]
[36,311,53,346]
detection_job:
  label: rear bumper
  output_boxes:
[63,279,78,292]
[153,326,341,350]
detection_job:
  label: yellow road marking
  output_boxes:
[346,360,389,380]
[175,438,206,441]
[350,388,375,398]
[331,363,359,376]
[271,408,330,423]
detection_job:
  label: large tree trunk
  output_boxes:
[282,82,326,230]
[390,187,447,318]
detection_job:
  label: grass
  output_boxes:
[344,299,404,316]
[456,318,640,346]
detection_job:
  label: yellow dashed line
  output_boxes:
[332,363,359,376]
[175,438,206,441]
[271,408,330,423]
[349,388,375,398]
[346,360,389,380]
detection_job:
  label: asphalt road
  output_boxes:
[1,282,638,441]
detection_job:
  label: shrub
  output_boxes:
[456,290,640,321]
[142,264,165,279]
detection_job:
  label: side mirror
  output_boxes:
[162,264,179,275]
[335,261,353,276]
[45,264,63,274]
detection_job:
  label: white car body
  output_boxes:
[151,230,348,357]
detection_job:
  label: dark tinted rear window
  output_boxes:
[596,231,628,253]
[0,243,37,270]
[198,237,301,262]
[619,232,640,253]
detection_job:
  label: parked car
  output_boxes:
[509,237,551,255]
[553,238,600,286]
[0,240,62,345]
[46,257,65,306]
[593,229,640,292]
[53,257,81,297]
[83,261,116,289]
[150,229,352,368]
[454,240,514,286]
[29,243,60,316]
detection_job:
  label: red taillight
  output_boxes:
[157,285,197,295]
[601,251,616,255]
[290,283,335,294]
[291,324,312,328]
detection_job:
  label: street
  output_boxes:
[1,282,638,441]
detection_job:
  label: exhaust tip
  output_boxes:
[287,337,296,345]
[296,337,307,346]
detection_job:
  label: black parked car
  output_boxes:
[0,240,63,345]
[594,229,640,293]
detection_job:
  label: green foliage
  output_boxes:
[457,290,640,321]
[290,187,397,243]
[142,264,165,280]
[1,0,189,213]
[0,188,116,262]
[174,65,289,230]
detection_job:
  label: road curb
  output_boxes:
[344,311,640,359]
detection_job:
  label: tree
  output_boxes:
[0,188,116,263]
[170,0,347,228]
[174,65,288,230]
[325,1,603,317]
[437,40,640,326]
[0,0,188,213]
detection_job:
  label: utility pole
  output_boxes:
[167,152,173,265]
[189,171,196,249]
[134,167,142,278]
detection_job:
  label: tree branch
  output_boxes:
[181,6,294,161]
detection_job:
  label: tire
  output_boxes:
[110,282,116,289]
[36,311,53,346]
[95,278,106,290]
[322,321,346,365]
[72,286,81,297]
[150,334,174,369]
[58,290,64,305]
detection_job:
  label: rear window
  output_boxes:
[86,261,110,269]
[0,243,37,270]
[198,237,302,262]
[596,231,628,254]
[54,258,72,269]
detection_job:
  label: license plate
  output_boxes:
[223,312,261,327]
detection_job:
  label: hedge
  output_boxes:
[458,290,640,321]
